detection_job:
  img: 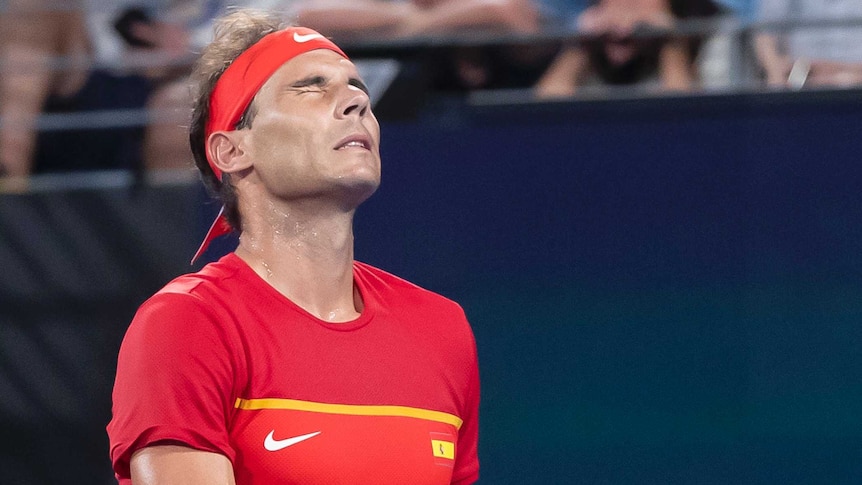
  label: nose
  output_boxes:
[337,85,371,119]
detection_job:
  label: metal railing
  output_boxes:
[1,12,862,131]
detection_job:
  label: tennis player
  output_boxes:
[107,8,479,485]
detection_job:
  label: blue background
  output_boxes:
[355,92,862,483]
[1,88,861,483]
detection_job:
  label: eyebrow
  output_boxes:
[290,75,326,89]
[289,75,370,95]
[349,78,370,95]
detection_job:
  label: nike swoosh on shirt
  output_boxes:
[264,430,321,451]
[293,32,324,43]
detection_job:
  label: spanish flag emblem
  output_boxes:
[431,439,455,459]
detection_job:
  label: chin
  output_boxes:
[336,175,380,205]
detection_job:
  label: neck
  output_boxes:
[235,201,361,322]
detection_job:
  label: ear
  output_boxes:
[206,130,253,176]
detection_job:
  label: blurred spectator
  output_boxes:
[290,0,548,91]
[79,0,200,173]
[131,2,208,172]
[754,0,862,89]
[0,1,90,183]
[235,0,543,39]
[533,0,723,98]
[0,0,198,188]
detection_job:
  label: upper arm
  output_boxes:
[130,445,236,485]
[534,46,589,98]
[108,292,242,479]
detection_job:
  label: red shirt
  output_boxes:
[107,253,479,484]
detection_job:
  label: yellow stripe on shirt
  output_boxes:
[235,397,463,429]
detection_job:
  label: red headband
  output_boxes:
[193,27,348,264]
[205,27,347,180]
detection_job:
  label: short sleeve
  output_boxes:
[452,313,481,485]
[106,290,242,480]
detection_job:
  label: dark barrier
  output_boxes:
[0,181,200,483]
[2,89,862,483]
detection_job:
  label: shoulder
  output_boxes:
[160,253,244,295]
[355,261,465,314]
[128,254,249,342]
[147,253,246,308]
[354,262,475,349]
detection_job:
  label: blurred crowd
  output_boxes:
[1,0,862,186]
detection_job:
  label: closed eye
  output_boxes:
[349,78,369,96]
[290,75,327,91]
[287,75,369,98]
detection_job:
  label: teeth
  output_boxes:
[340,140,366,149]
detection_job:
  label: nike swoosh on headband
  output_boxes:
[293,32,324,43]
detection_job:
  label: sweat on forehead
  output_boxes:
[205,27,348,180]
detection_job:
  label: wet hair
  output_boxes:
[188,9,287,231]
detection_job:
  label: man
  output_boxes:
[106,9,480,485]
[0,0,90,185]
[534,0,698,99]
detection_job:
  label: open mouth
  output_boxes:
[335,136,371,150]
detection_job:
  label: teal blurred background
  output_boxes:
[355,91,862,483]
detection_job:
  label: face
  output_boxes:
[240,49,381,209]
